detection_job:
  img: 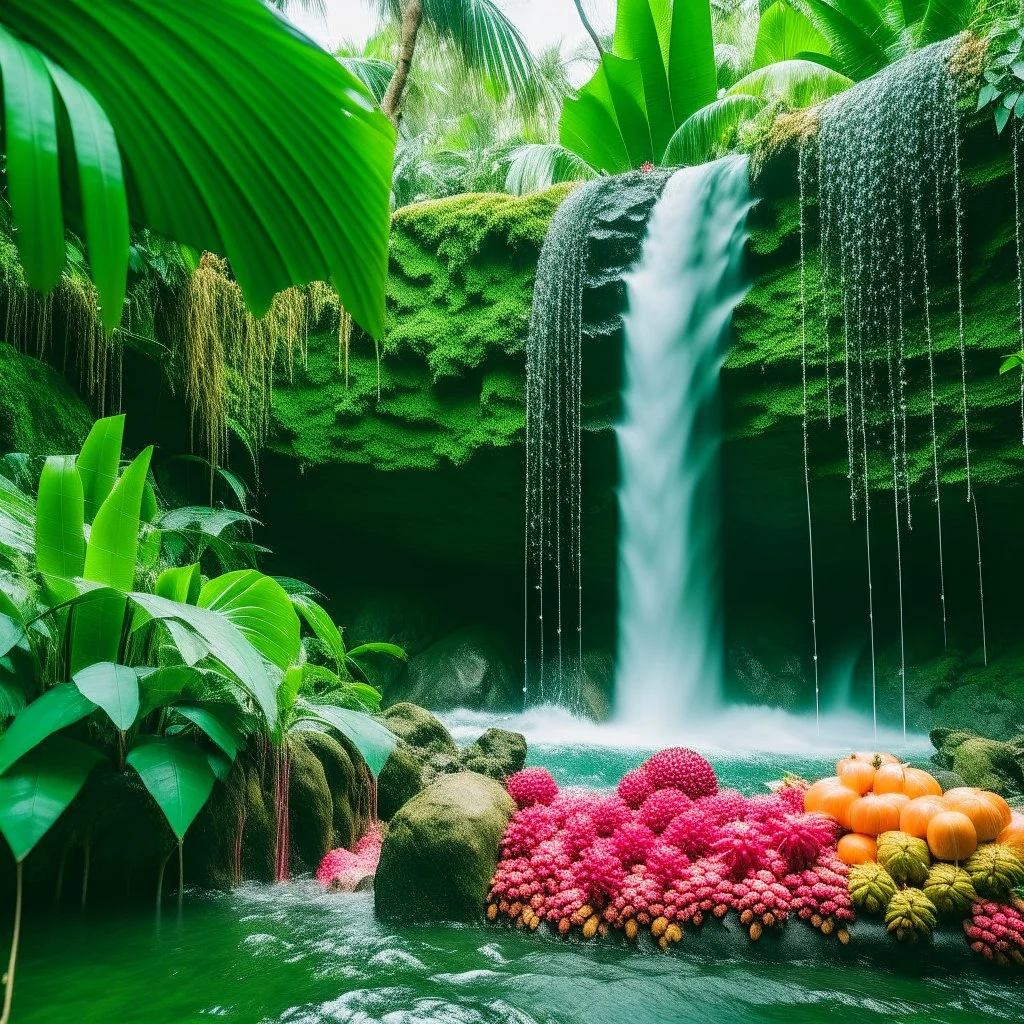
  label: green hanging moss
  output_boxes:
[269,188,570,470]
[0,343,93,455]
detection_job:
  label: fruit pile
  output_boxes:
[808,752,1024,965]
[488,753,856,947]
[486,751,1024,968]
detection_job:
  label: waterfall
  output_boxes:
[613,158,753,732]
[524,172,668,709]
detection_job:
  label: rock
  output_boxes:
[930,729,1024,797]
[382,702,459,759]
[286,734,334,872]
[460,728,527,781]
[394,628,521,712]
[375,772,515,922]
[301,730,365,849]
[377,742,425,820]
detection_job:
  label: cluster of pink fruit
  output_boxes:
[315,823,384,891]
[488,749,856,947]
[964,899,1024,968]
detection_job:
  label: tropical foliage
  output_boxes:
[0,415,404,1014]
[0,0,395,337]
[977,15,1024,132]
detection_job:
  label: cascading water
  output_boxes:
[524,172,667,710]
[613,157,753,733]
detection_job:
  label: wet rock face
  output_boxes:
[930,728,1024,798]
[460,728,527,781]
[374,772,516,923]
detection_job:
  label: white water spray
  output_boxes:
[613,158,753,734]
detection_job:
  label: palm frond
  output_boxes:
[504,143,599,195]
[662,94,765,165]
[728,57,855,105]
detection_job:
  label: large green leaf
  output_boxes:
[71,446,153,672]
[614,0,675,153]
[75,415,124,523]
[753,3,831,68]
[2,0,395,337]
[155,563,201,605]
[0,25,64,293]
[0,683,96,775]
[603,53,655,168]
[295,700,397,778]
[198,570,300,671]
[346,642,408,662]
[0,736,104,861]
[172,704,241,760]
[34,455,85,580]
[917,0,972,47]
[788,0,891,79]
[504,144,598,195]
[0,613,24,660]
[560,62,634,174]
[126,735,216,841]
[0,473,36,557]
[728,60,854,107]
[663,95,765,165]
[72,662,139,731]
[287,591,346,673]
[666,0,718,125]
[138,665,203,718]
[45,60,129,335]
[128,591,279,727]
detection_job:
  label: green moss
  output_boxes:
[0,343,93,455]
[269,189,570,471]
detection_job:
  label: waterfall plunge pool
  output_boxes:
[12,719,1016,1024]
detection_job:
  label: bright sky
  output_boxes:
[291,0,617,54]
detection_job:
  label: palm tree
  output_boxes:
[366,0,539,126]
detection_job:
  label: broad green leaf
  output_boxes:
[35,456,85,580]
[72,661,139,731]
[172,703,240,760]
[198,570,300,671]
[999,353,1024,373]
[155,563,202,605]
[0,612,25,659]
[0,735,104,861]
[753,3,830,69]
[71,445,153,672]
[0,25,65,292]
[917,0,973,47]
[0,683,96,775]
[667,0,718,125]
[346,642,408,662]
[128,591,279,727]
[127,735,216,841]
[207,748,233,784]
[0,473,36,557]
[614,0,675,153]
[663,95,765,166]
[603,53,655,167]
[560,62,634,174]
[278,664,304,720]
[788,0,890,80]
[2,0,396,337]
[288,592,346,672]
[138,665,203,717]
[347,681,383,714]
[295,700,397,778]
[504,144,598,195]
[46,60,129,335]
[728,60,854,107]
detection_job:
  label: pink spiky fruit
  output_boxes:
[640,788,693,833]
[643,748,718,799]
[507,767,559,809]
[617,767,654,808]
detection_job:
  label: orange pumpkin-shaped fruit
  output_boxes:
[837,759,877,795]
[819,785,860,830]
[899,796,949,839]
[942,789,1007,842]
[927,810,978,862]
[998,811,1024,855]
[837,833,878,865]
[901,767,942,800]
[979,791,1013,830]
[804,776,843,814]
[849,793,903,836]
[872,763,909,795]
[852,751,900,766]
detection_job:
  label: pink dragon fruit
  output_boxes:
[642,748,718,799]
[506,767,559,809]
[712,821,771,880]
[613,820,656,866]
[617,767,654,808]
[662,804,724,858]
[591,794,634,836]
[764,813,837,872]
[640,788,693,833]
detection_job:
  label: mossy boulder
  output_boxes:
[301,730,364,849]
[286,734,335,872]
[930,728,1024,797]
[382,702,460,759]
[377,742,425,821]
[460,727,526,781]
[375,771,515,922]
